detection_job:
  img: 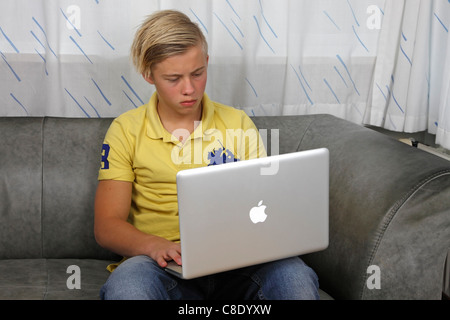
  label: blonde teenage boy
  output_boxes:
[94,10,319,300]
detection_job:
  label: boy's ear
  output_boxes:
[143,72,154,85]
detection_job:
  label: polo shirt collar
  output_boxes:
[146,92,215,142]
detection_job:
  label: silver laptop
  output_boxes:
[165,148,329,279]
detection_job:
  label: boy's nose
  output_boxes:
[182,78,195,95]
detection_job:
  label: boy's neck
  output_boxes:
[157,102,203,142]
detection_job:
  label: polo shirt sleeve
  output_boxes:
[97,119,135,182]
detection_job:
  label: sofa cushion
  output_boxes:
[0,258,334,300]
[0,259,114,300]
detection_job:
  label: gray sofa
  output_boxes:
[1,114,449,300]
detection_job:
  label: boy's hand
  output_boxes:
[148,237,182,268]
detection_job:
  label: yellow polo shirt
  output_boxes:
[98,92,266,246]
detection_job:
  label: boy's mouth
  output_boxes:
[180,99,197,107]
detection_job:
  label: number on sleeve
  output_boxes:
[101,144,110,169]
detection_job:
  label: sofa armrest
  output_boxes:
[253,114,450,300]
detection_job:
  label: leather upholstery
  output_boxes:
[0,118,43,258]
[1,115,449,299]
[41,118,117,260]
[253,115,450,300]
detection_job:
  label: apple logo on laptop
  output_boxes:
[249,200,267,224]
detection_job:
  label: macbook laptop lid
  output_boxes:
[166,148,329,279]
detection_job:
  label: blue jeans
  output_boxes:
[100,255,319,300]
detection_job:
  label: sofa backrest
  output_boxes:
[0,117,117,260]
[1,118,44,258]
[42,118,118,260]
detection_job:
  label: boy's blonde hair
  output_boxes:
[131,10,208,78]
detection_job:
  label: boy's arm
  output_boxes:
[94,179,181,267]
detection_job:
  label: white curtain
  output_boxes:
[1,0,449,149]
[364,0,450,149]
[431,1,450,149]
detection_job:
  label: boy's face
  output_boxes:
[144,44,208,119]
